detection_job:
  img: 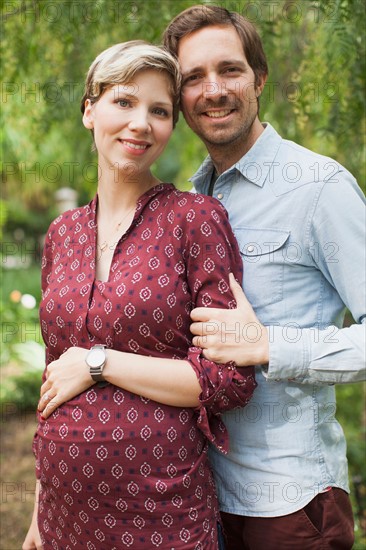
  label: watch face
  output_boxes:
[88,348,105,368]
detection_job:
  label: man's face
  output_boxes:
[178,25,265,151]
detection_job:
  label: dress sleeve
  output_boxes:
[183,194,257,453]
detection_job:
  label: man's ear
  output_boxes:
[83,99,94,129]
[256,73,268,97]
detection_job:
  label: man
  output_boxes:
[163,5,365,549]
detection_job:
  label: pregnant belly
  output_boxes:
[36,385,204,491]
[35,387,219,550]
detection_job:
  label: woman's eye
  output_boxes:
[117,99,130,107]
[153,108,169,117]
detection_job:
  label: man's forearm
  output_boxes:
[265,322,366,384]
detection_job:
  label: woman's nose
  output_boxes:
[128,109,151,132]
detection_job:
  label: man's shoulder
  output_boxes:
[269,134,355,195]
[280,137,338,165]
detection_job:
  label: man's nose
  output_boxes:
[202,75,229,100]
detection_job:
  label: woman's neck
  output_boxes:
[96,170,160,219]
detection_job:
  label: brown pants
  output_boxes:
[221,488,354,550]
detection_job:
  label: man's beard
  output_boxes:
[201,111,257,148]
[187,95,257,147]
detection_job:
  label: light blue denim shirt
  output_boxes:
[190,123,366,516]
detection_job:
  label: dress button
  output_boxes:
[247,245,254,253]
[217,193,223,200]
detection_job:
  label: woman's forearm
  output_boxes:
[39,346,202,419]
[103,349,201,407]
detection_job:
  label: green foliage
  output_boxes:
[2,0,364,207]
[288,0,366,189]
[0,266,42,364]
[0,199,7,240]
[336,383,366,547]
[0,342,44,412]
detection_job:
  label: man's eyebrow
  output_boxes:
[182,59,248,77]
[219,59,248,68]
[181,66,203,78]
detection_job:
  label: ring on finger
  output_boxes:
[43,392,51,402]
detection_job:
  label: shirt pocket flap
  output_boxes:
[235,228,290,257]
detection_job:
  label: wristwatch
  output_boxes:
[86,345,108,386]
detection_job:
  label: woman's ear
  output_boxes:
[83,99,94,129]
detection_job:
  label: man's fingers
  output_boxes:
[190,322,203,336]
[191,320,221,338]
[190,307,221,322]
[229,272,251,309]
[192,336,208,348]
[191,321,217,336]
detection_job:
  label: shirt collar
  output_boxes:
[190,123,282,193]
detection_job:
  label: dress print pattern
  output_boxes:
[34,183,256,549]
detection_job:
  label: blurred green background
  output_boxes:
[1,0,365,547]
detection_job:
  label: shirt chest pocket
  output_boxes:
[234,227,290,310]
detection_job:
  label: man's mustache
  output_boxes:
[195,97,239,112]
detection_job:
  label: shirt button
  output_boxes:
[217,193,223,200]
[247,245,255,253]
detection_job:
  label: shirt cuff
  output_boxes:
[263,325,309,382]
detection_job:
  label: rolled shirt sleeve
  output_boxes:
[265,170,366,384]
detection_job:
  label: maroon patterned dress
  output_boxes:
[34,184,256,549]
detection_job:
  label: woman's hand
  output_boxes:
[22,514,43,550]
[38,347,95,419]
[22,481,43,550]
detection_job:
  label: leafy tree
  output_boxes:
[2,0,364,209]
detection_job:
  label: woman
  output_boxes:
[23,41,256,550]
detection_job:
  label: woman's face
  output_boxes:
[83,69,174,180]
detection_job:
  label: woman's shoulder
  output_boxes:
[46,198,95,237]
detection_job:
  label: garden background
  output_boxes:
[1,0,365,548]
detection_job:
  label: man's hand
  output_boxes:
[38,347,95,419]
[190,273,269,366]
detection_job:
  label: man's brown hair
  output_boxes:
[163,4,268,88]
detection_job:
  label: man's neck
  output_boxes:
[207,120,265,175]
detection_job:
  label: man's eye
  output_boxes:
[183,74,201,85]
[224,67,240,73]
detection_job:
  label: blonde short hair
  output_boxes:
[81,40,181,126]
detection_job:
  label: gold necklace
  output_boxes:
[99,206,136,253]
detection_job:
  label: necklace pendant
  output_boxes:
[100,241,108,252]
